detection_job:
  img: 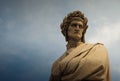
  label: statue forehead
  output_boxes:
[70,20,84,26]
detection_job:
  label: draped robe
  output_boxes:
[49,43,111,81]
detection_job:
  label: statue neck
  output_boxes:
[66,39,84,50]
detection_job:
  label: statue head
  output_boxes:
[60,10,88,42]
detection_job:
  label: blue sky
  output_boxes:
[0,0,120,81]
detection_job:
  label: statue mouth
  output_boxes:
[74,32,80,34]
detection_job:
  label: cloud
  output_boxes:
[113,65,120,73]
[1,0,120,81]
[87,21,120,46]
[0,17,3,24]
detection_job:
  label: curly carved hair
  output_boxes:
[60,10,88,42]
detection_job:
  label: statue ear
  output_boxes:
[83,17,88,34]
[84,25,88,33]
[84,17,88,25]
[82,24,88,43]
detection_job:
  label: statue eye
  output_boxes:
[79,25,83,28]
[70,23,83,29]
[71,23,77,27]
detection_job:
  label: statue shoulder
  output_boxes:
[85,42,107,50]
[94,43,108,52]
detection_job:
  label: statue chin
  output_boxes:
[73,34,82,39]
[70,35,82,41]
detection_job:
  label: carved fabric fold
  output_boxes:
[49,43,111,81]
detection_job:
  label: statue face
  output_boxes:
[68,20,84,41]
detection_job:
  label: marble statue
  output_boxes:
[49,10,111,81]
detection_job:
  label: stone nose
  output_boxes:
[75,25,80,29]
[75,25,80,30]
[74,28,80,32]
